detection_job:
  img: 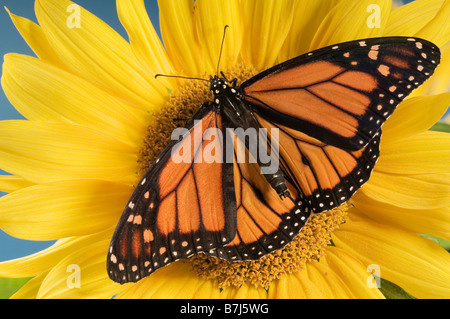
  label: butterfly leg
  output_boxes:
[220,71,238,88]
[228,77,238,88]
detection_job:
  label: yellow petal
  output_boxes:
[240,0,295,70]
[0,175,34,193]
[35,0,166,110]
[321,247,385,299]
[377,131,450,174]
[269,262,353,298]
[1,53,148,145]
[413,42,450,96]
[268,251,383,299]
[224,283,268,299]
[5,8,65,68]
[287,251,384,299]
[0,231,109,278]
[382,93,450,142]
[361,171,450,209]
[158,0,201,75]
[115,261,209,299]
[116,261,271,299]
[36,236,122,298]
[268,270,316,298]
[386,0,444,36]
[192,280,224,299]
[310,0,392,50]
[10,271,49,299]
[0,180,131,240]
[0,239,71,278]
[116,0,176,90]
[0,120,138,184]
[415,0,450,48]
[303,259,355,298]
[333,216,450,298]
[194,0,243,74]
[280,0,340,61]
[353,192,450,240]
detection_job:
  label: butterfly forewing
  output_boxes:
[242,37,440,151]
[107,107,236,283]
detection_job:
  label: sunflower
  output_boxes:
[0,0,449,299]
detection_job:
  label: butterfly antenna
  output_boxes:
[216,25,229,76]
[154,74,209,82]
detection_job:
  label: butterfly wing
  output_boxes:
[257,115,380,213]
[241,37,440,151]
[240,37,439,213]
[107,107,236,283]
[204,128,310,261]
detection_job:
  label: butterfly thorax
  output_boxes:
[208,75,291,199]
[209,75,240,101]
[209,75,250,122]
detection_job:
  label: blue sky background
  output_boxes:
[0,0,160,262]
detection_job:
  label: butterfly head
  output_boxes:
[209,75,239,104]
[209,75,228,94]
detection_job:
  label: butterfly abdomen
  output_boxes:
[218,85,292,199]
[261,172,289,198]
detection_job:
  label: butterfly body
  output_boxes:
[108,36,440,284]
[208,75,291,198]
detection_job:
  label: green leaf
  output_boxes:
[378,278,416,299]
[430,121,450,133]
[0,277,31,299]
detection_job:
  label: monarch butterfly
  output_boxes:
[107,27,440,284]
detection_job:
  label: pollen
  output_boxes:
[187,205,348,290]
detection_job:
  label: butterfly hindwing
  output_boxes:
[242,37,440,151]
[204,128,311,261]
[107,107,236,283]
[257,115,381,213]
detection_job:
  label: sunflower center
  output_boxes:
[138,64,348,290]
